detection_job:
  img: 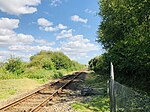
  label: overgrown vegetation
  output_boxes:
[72,72,110,112]
[0,51,84,81]
[0,51,84,101]
[89,0,149,94]
[5,57,25,75]
[29,51,83,71]
[72,96,109,112]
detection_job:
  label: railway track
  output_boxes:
[0,71,84,112]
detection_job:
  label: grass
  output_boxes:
[0,78,41,101]
[72,71,110,112]
[0,67,72,83]
[0,67,76,101]
[72,96,109,112]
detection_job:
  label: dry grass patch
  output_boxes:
[0,78,41,102]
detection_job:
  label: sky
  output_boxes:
[0,0,104,64]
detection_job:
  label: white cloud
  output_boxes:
[85,9,96,15]
[0,18,35,47]
[35,39,55,46]
[0,50,33,62]
[44,27,58,32]
[71,15,88,24]
[50,0,62,7]
[56,24,67,29]
[9,45,53,52]
[37,18,67,32]
[0,51,13,61]
[0,18,19,29]
[0,0,41,15]
[56,29,73,39]
[17,34,34,43]
[0,17,55,49]
[59,34,99,60]
[37,18,53,27]
[56,31,99,61]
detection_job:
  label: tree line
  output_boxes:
[89,0,149,94]
[3,50,84,75]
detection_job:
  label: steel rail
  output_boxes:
[29,71,82,112]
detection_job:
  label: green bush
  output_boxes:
[53,71,63,79]
[29,50,84,71]
[22,68,51,79]
[5,57,25,75]
[41,58,55,70]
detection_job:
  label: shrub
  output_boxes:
[5,57,25,75]
[53,71,63,79]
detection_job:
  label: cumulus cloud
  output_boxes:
[59,34,99,59]
[61,35,98,53]
[37,18,67,32]
[71,15,88,24]
[9,45,53,52]
[56,30,99,59]
[17,34,34,43]
[0,18,35,47]
[56,24,67,29]
[35,39,55,46]
[37,18,53,27]
[56,29,73,39]
[0,50,33,62]
[0,0,41,15]
[0,18,19,29]
[44,27,58,32]
[0,17,55,62]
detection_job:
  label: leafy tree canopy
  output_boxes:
[92,0,150,93]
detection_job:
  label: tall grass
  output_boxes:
[0,67,71,83]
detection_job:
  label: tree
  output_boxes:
[5,56,25,75]
[96,0,150,93]
[29,50,84,70]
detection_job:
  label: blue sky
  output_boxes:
[0,0,103,64]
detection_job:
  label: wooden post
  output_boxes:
[109,62,116,112]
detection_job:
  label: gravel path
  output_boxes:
[39,72,87,112]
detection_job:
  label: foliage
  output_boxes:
[50,51,72,70]
[113,81,150,112]
[88,55,109,75]
[0,50,83,81]
[5,57,25,75]
[52,71,63,79]
[22,67,72,82]
[72,96,110,112]
[96,0,150,94]
[28,52,55,70]
[29,50,84,70]
[72,72,110,112]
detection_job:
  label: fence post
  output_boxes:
[109,62,116,112]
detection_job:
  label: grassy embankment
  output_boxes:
[0,68,74,101]
[72,71,110,112]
